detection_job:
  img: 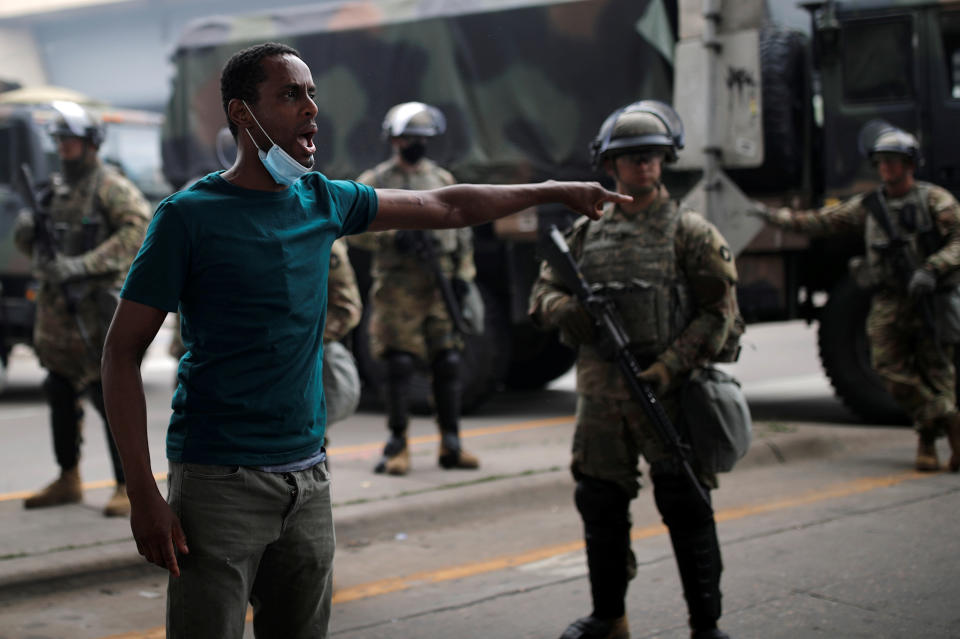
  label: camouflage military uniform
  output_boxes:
[531,186,739,639]
[22,163,151,386]
[353,153,480,474]
[14,158,150,502]
[352,157,475,361]
[530,192,740,496]
[323,238,363,343]
[766,182,960,442]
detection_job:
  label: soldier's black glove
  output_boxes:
[393,230,420,254]
[907,268,936,299]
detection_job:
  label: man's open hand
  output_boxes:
[130,488,189,577]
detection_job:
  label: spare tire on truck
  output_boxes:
[817,276,909,425]
[728,24,810,192]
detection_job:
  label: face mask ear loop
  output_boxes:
[242,100,276,150]
[245,128,264,154]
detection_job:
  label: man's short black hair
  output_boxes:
[221,42,301,137]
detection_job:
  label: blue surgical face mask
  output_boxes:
[242,100,312,186]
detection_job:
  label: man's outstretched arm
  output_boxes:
[368,181,630,231]
[102,298,188,576]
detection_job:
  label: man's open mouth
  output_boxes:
[298,131,316,154]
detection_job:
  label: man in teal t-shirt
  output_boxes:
[101,42,629,639]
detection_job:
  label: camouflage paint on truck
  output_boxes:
[162,0,675,189]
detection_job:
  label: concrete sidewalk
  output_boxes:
[0,415,913,596]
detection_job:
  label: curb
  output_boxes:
[0,425,908,595]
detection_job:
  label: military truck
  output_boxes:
[161,0,960,420]
[0,88,171,388]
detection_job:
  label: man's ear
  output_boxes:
[228,98,253,132]
[603,157,618,181]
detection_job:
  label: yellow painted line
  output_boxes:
[0,417,574,503]
[97,469,928,639]
[0,471,168,504]
[331,470,928,602]
[327,415,574,456]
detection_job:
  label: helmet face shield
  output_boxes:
[591,100,684,167]
[48,100,103,146]
[857,118,920,164]
[382,102,446,139]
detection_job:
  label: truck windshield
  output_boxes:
[842,18,914,102]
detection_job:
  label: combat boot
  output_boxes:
[558,615,629,639]
[374,434,410,475]
[438,432,479,469]
[24,466,82,509]
[915,436,940,472]
[376,351,415,475]
[103,484,131,517]
[431,350,478,470]
[946,414,960,473]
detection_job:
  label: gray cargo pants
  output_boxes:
[166,460,335,638]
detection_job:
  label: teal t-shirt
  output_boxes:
[121,172,377,465]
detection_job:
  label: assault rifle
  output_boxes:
[861,188,945,362]
[541,224,710,506]
[18,163,97,356]
[401,230,474,335]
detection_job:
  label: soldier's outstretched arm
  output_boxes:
[750,196,867,236]
[368,181,630,231]
[102,298,189,577]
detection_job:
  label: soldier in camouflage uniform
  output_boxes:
[351,102,480,475]
[13,101,150,516]
[755,123,960,474]
[530,102,739,639]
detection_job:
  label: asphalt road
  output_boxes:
[1,320,957,638]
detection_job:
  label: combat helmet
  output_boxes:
[381,102,446,139]
[590,100,684,168]
[858,119,921,164]
[48,100,103,147]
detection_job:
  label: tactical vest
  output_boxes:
[578,201,694,360]
[369,159,459,255]
[48,166,112,257]
[862,182,958,288]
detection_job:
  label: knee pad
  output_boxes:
[653,471,714,531]
[575,476,631,527]
[431,349,460,381]
[385,350,417,383]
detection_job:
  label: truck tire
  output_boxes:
[504,324,575,391]
[729,25,809,192]
[353,283,509,415]
[817,276,909,425]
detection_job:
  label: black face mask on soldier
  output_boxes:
[400,141,427,164]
